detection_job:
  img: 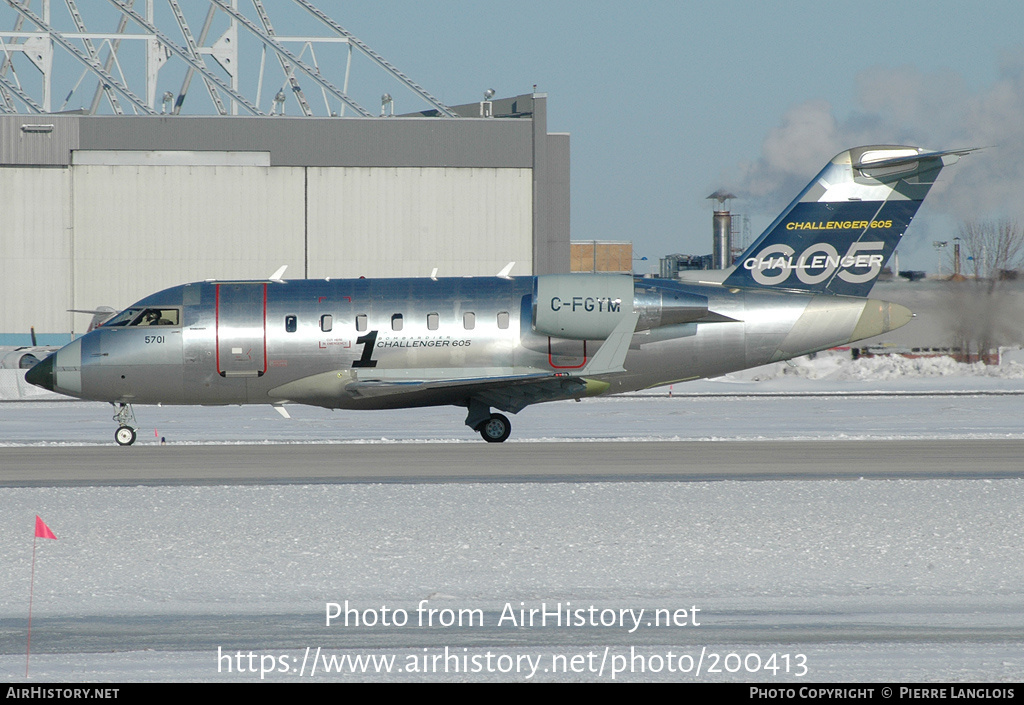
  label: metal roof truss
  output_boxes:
[0,0,455,117]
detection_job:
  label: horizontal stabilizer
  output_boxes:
[853,146,981,171]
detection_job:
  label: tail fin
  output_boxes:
[723,145,975,296]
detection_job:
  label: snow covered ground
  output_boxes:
[2,352,1024,682]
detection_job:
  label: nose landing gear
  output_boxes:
[112,403,138,446]
[115,425,137,446]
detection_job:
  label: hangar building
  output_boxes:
[0,4,569,345]
[0,99,569,345]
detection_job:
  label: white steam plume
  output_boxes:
[733,51,1024,227]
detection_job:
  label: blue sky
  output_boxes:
[331,0,1024,272]
[8,0,1024,272]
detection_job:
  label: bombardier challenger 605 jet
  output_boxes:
[28,145,972,444]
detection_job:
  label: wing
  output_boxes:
[348,370,594,413]
[268,314,639,413]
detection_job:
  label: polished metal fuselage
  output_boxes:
[51,275,893,414]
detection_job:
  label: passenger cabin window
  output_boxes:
[392,314,404,331]
[497,311,510,329]
[285,315,297,333]
[427,313,439,330]
[320,314,333,332]
[356,314,367,332]
[463,312,476,330]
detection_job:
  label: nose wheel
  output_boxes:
[112,403,138,446]
[115,425,137,446]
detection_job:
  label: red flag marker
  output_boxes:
[34,516,56,540]
[27,515,57,677]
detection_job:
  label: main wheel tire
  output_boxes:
[478,413,511,443]
[115,425,137,446]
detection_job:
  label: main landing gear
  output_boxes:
[112,403,138,446]
[465,399,512,443]
[477,413,512,443]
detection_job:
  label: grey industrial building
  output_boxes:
[0,1,571,345]
[0,93,569,345]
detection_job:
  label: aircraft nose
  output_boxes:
[24,353,56,391]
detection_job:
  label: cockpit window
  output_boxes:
[131,308,180,326]
[104,308,180,327]
[103,308,143,327]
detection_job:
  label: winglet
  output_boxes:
[580,313,639,376]
[497,262,515,279]
[269,265,288,283]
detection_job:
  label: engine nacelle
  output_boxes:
[633,282,709,330]
[532,274,709,340]
[533,274,633,340]
[1,349,47,369]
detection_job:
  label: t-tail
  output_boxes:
[723,145,976,297]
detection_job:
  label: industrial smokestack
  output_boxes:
[707,190,736,269]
